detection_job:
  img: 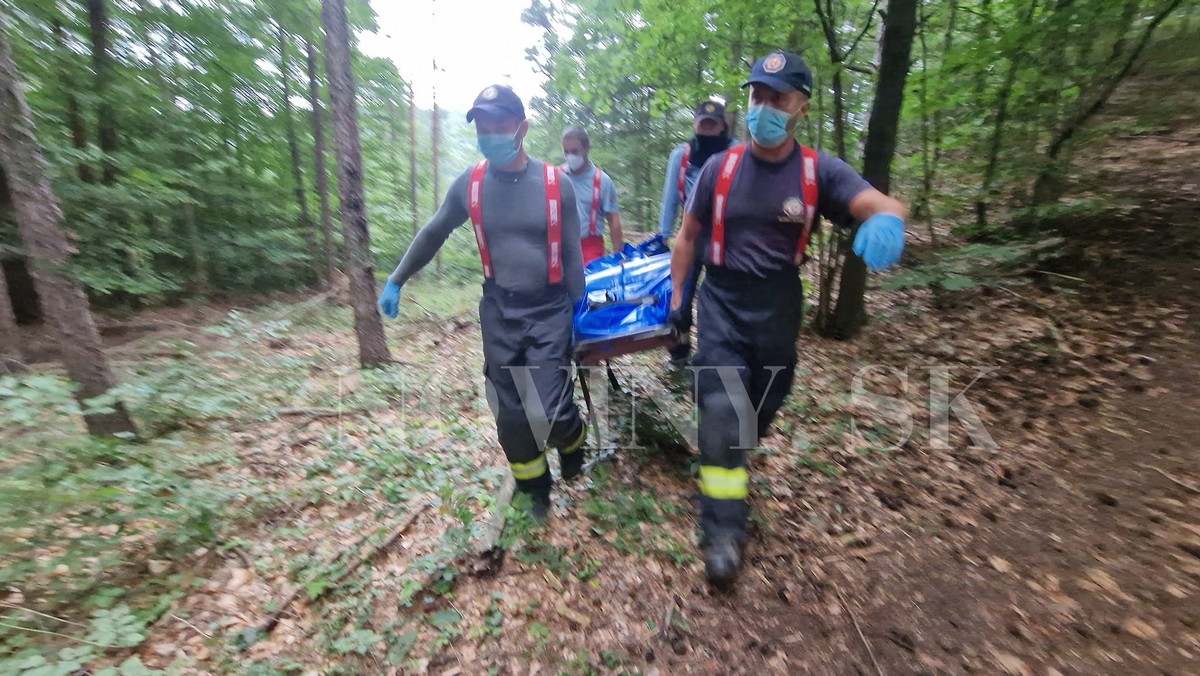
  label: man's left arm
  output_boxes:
[817,151,908,270]
[603,175,623,251]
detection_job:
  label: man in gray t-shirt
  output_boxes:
[669,52,909,589]
[378,85,587,519]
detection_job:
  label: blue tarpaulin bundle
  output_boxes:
[573,235,674,343]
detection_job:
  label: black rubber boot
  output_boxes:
[703,534,742,591]
[560,447,585,482]
[515,473,552,522]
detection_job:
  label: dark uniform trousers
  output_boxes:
[479,282,586,498]
[692,266,803,541]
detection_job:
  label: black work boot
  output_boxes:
[560,447,585,482]
[703,535,742,591]
[515,473,552,522]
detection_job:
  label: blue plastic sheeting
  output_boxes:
[583,234,670,274]
[574,236,673,342]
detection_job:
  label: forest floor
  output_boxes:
[3,33,1199,676]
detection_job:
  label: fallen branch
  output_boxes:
[1137,463,1200,495]
[170,613,212,639]
[1033,269,1086,283]
[472,474,516,575]
[248,501,430,642]
[836,588,885,676]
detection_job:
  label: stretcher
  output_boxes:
[571,236,679,441]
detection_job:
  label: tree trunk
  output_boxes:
[277,23,317,280]
[0,14,135,435]
[184,202,208,295]
[86,0,119,184]
[830,0,917,340]
[305,37,337,286]
[406,81,418,245]
[431,93,442,278]
[52,18,93,183]
[320,0,392,368]
[0,261,24,374]
[1032,0,1183,202]
[387,96,406,211]
[830,69,849,160]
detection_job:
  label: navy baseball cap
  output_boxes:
[693,100,726,123]
[742,51,813,96]
[465,84,526,122]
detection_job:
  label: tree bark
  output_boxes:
[320,0,392,367]
[305,37,337,286]
[831,0,917,340]
[86,0,119,184]
[0,13,135,435]
[0,261,24,374]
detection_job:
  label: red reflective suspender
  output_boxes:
[468,161,492,278]
[796,145,820,265]
[709,144,746,266]
[709,143,820,267]
[588,168,603,237]
[678,144,689,204]
[467,160,563,284]
[543,163,563,283]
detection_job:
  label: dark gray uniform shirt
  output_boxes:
[686,143,871,278]
[388,158,585,301]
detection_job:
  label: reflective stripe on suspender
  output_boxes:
[468,160,492,278]
[709,144,746,266]
[467,160,563,283]
[544,163,563,284]
[795,145,820,265]
[709,143,820,267]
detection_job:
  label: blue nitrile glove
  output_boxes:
[378,280,402,318]
[852,213,905,271]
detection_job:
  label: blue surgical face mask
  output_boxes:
[477,132,520,164]
[745,103,793,147]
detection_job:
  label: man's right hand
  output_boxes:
[378,280,402,318]
[668,306,688,334]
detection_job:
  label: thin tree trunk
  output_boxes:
[52,18,92,183]
[406,81,418,244]
[320,0,392,368]
[0,14,135,435]
[831,0,917,340]
[932,0,957,165]
[431,93,442,278]
[0,261,24,374]
[86,0,119,184]
[1033,0,1183,202]
[387,96,405,210]
[830,70,849,160]
[916,6,938,244]
[975,0,1040,228]
[184,202,208,295]
[277,22,317,278]
[305,37,336,286]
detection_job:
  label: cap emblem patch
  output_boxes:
[763,53,786,73]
